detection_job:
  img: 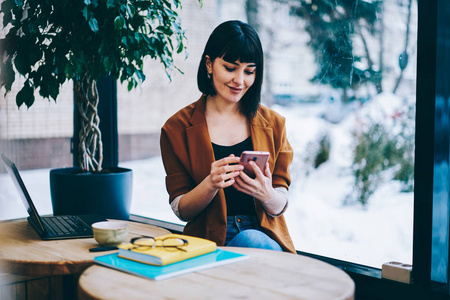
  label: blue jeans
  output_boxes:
[225,215,282,251]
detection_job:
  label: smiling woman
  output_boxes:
[160,20,296,253]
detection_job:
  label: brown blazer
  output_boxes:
[160,95,296,253]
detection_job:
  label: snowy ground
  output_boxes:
[0,95,413,269]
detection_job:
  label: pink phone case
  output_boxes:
[239,151,270,178]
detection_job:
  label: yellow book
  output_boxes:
[118,234,217,266]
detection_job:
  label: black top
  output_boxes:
[212,136,256,216]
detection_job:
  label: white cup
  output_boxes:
[92,221,129,246]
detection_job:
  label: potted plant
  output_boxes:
[0,0,194,219]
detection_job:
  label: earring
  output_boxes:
[207,73,211,80]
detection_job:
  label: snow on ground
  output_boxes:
[273,94,413,267]
[0,94,413,269]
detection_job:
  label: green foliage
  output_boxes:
[352,102,415,206]
[302,132,330,176]
[314,134,330,168]
[392,103,415,192]
[290,0,382,93]
[0,0,194,108]
[353,123,394,205]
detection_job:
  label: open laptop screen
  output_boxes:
[1,154,45,232]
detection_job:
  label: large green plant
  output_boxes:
[0,0,197,172]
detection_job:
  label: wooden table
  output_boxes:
[0,219,170,299]
[78,247,355,300]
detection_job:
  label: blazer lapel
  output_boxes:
[186,96,227,240]
[250,109,278,230]
[186,96,215,184]
[250,110,276,171]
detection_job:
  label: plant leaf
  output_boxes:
[114,16,125,30]
[89,18,99,32]
[0,56,15,93]
[16,82,34,108]
[135,69,145,82]
[106,0,116,9]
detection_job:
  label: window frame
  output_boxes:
[412,0,437,289]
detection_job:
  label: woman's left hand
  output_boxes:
[233,161,275,203]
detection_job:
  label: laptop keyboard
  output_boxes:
[42,216,89,236]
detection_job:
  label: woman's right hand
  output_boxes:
[178,155,243,221]
[208,154,243,189]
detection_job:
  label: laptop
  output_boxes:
[1,153,107,240]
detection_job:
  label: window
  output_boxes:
[0,80,73,221]
[0,3,74,221]
[118,0,418,270]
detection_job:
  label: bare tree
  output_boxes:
[392,0,413,94]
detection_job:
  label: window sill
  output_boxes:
[296,251,449,300]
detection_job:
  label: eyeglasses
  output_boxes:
[128,236,189,252]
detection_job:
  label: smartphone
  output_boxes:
[239,151,270,178]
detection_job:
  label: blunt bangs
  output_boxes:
[221,35,262,66]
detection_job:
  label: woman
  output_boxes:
[160,20,295,253]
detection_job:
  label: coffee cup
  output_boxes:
[92,221,129,246]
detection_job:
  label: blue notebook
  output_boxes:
[94,249,249,281]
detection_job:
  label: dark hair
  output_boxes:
[197,20,264,119]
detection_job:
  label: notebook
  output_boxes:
[118,234,217,265]
[1,153,107,240]
[95,249,249,281]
